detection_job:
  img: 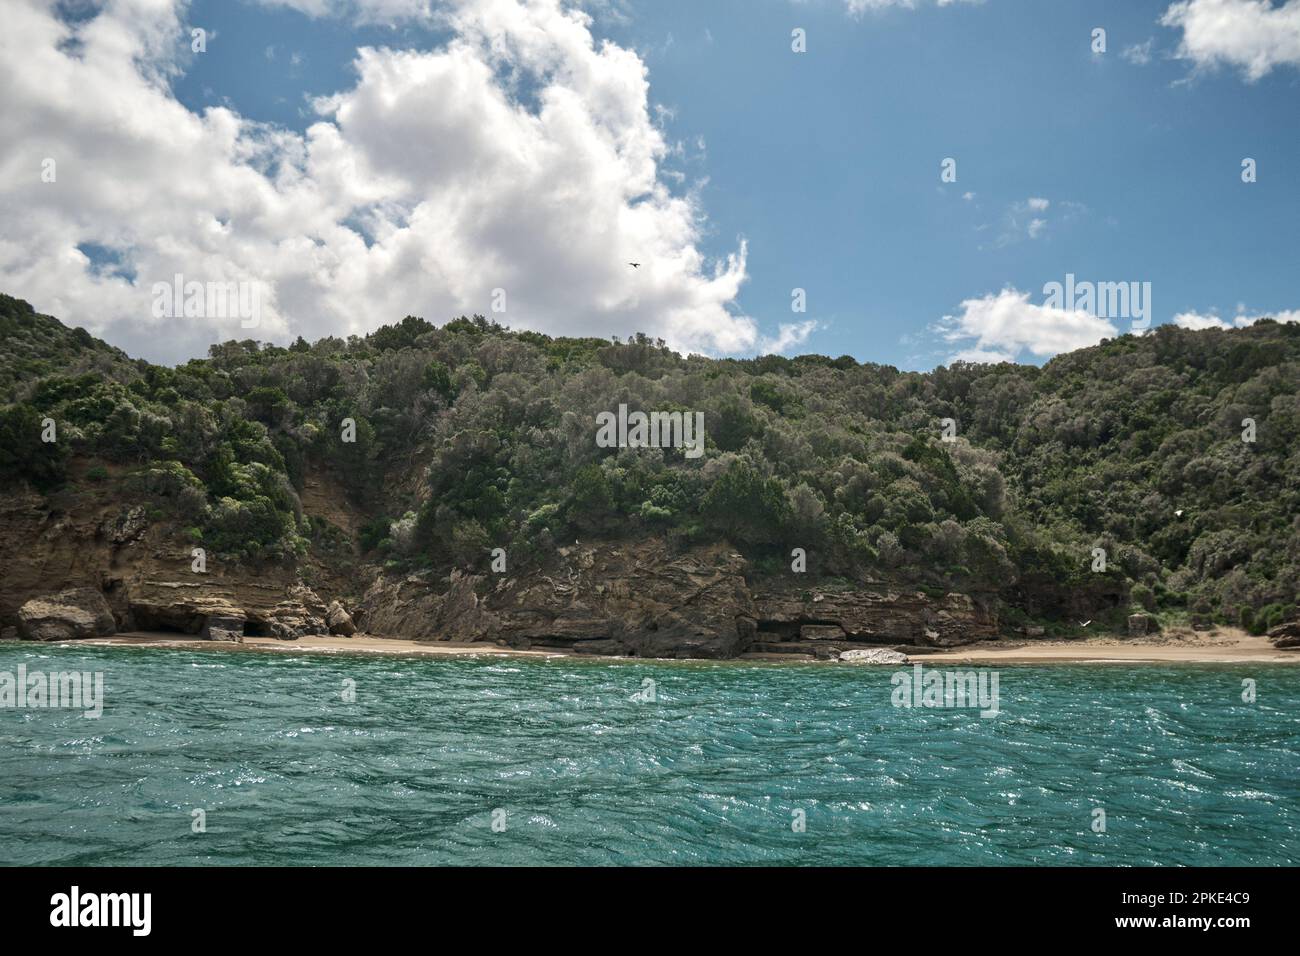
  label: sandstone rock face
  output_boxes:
[1267,621,1300,649]
[0,486,355,639]
[355,542,997,659]
[753,586,997,648]
[0,479,1001,661]
[17,588,116,641]
[839,648,908,665]
[124,580,334,641]
[358,569,499,643]
[262,584,330,640]
[326,600,356,636]
[357,541,755,659]
[101,506,148,546]
[1127,614,1150,637]
[129,587,245,636]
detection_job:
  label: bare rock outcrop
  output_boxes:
[0,477,1001,661]
[262,584,330,640]
[0,484,355,638]
[356,541,754,658]
[1267,621,1300,649]
[125,579,332,641]
[326,600,356,636]
[200,611,245,643]
[17,588,116,641]
[357,569,499,642]
[355,541,997,659]
[754,585,996,648]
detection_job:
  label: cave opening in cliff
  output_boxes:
[129,608,195,635]
[242,620,271,637]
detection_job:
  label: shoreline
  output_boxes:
[11,629,1297,665]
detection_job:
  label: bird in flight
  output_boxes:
[1078,620,1092,628]
[628,262,640,268]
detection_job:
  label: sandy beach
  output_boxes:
[915,630,1298,665]
[56,627,1298,664]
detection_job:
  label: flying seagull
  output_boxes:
[1079,620,1092,628]
[628,262,640,268]
[1174,509,1184,517]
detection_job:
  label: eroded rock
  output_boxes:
[17,588,116,642]
[201,613,245,643]
[1267,621,1300,649]
[356,542,753,658]
[326,600,356,636]
[755,586,996,648]
[354,541,997,659]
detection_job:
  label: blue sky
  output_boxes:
[5,0,1299,367]
[623,0,1300,367]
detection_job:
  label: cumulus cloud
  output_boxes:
[1160,0,1300,81]
[938,288,1118,363]
[0,0,805,364]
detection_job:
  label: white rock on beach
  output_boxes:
[838,648,908,665]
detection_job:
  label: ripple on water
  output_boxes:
[0,646,1296,865]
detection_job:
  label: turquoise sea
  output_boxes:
[0,642,1296,866]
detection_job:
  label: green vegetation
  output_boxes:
[1,293,1297,626]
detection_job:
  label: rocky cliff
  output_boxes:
[354,539,998,658]
[1,479,998,657]
[0,477,355,643]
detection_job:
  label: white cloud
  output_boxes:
[1172,311,1231,330]
[252,0,437,23]
[1173,307,1300,329]
[1122,39,1154,65]
[0,0,779,364]
[759,319,820,355]
[843,0,982,12]
[1160,0,1300,81]
[982,196,1086,248]
[939,288,1118,362]
[947,347,1015,365]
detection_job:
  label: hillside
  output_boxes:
[1,294,1297,651]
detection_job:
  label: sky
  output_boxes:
[1,0,1298,369]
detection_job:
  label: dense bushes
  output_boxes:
[1,295,1297,626]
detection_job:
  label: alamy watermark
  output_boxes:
[1043,273,1151,332]
[50,886,150,936]
[0,665,103,718]
[151,273,262,328]
[595,403,705,459]
[891,663,1000,718]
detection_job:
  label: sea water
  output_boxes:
[0,642,1296,866]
